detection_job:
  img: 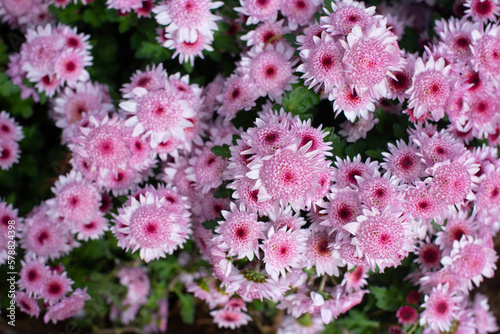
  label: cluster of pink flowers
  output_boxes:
[0,0,53,30]
[7,24,92,98]
[17,257,90,323]
[2,0,500,332]
[0,111,23,170]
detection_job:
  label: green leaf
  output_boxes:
[211,144,231,158]
[202,220,218,231]
[325,131,346,159]
[336,309,379,334]
[213,182,233,199]
[282,86,320,116]
[369,285,406,312]
[177,292,195,324]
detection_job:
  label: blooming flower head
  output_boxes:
[238,42,297,103]
[216,74,257,120]
[407,56,453,121]
[153,0,222,43]
[163,30,214,66]
[305,232,343,276]
[357,170,402,211]
[121,63,168,95]
[106,0,142,13]
[113,193,191,262]
[16,291,40,318]
[210,308,252,329]
[120,84,196,148]
[0,110,24,142]
[414,239,442,271]
[235,0,282,25]
[44,288,91,324]
[381,140,426,184]
[261,226,308,281]
[464,0,500,22]
[41,271,74,305]
[441,235,497,290]
[344,206,415,271]
[341,23,404,99]
[297,32,345,94]
[332,154,379,188]
[471,24,500,87]
[281,0,319,30]
[396,305,418,326]
[472,293,499,334]
[320,187,362,235]
[321,0,377,36]
[0,138,21,170]
[330,84,377,122]
[53,48,92,87]
[18,258,51,297]
[47,171,101,228]
[420,283,462,333]
[241,20,287,49]
[213,203,266,261]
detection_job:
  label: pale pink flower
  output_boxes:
[18,258,50,297]
[381,140,425,184]
[238,42,297,103]
[338,113,379,143]
[471,24,500,87]
[241,20,287,49]
[54,48,92,87]
[420,283,462,333]
[441,235,497,290]
[210,308,252,329]
[320,187,362,235]
[163,29,214,66]
[297,32,345,93]
[330,85,376,122]
[332,154,379,188]
[464,0,499,22]
[41,271,74,305]
[106,0,142,13]
[472,293,499,334]
[16,291,40,318]
[435,209,477,253]
[235,0,282,25]
[213,203,265,261]
[216,74,257,120]
[280,0,319,30]
[0,111,24,142]
[121,63,168,95]
[153,0,222,43]
[44,288,91,324]
[261,226,307,281]
[357,170,402,211]
[321,0,377,36]
[407,56,453,121]
[113,193,191,262]
[344,206,415,272]
[74,213,109,241]
[0,139,20,170]
[341,265,368,291]
[414,239,442,271]
[304,232,343,276]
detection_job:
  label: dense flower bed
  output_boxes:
[0,0,499,333]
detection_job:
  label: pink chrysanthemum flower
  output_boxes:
[435,18,477,62]
[321,0,377,36]
[341,23,403,99]
[106,0,142,13]
[41,272,74,305]
[235,0,282,25]
[330,85,376,122]
[216,74,257,120]
[213,203,265,261]
[472,293,499,334]
[471,24,500,87]
[16,291,40,318]
[441,235,497,290]
[241,116,292,157]
[280,0,320,30]
[241,20,287,49]
[464,0,500,22]
[386,52,416,102]
[268,205,307,232]
[46,171,101,228]
[405,182,446,223]
[407,56,453,121]
[71,115,132,180]
[163,29,214,66]
[476,166,500,213]
[381,140,425,184]
[305,232,343,276]
[297,23,327,51]
[113,193,191,262]
[246,143,328,212]
[341,265,368,291]
[466,91,500,139]
[210,308,252,329]
[420,283,462,333]
[357,170,402,211]
[435,209,476,252]
[332,154,379,188]
[0,139,20,170]
[297,32,345,93]
[35,74,61,97]
[120,85,196,148]
[18,258,50,297]
[53,82,113,144]
[292,117,333,157]
[320,187,362,235]
[261,226,308,281]
[74,213,109,241]
[185,144,228,194]
[238,42,297,103]
[44,288,91,324]
[121,63,168,95]
[21,206,72,260]
[153,0,222,43]
[425,154,480,206]
[0,111,24,142]
[344,206,415,271]
[54,48,92,87]
[411,129,465,167]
